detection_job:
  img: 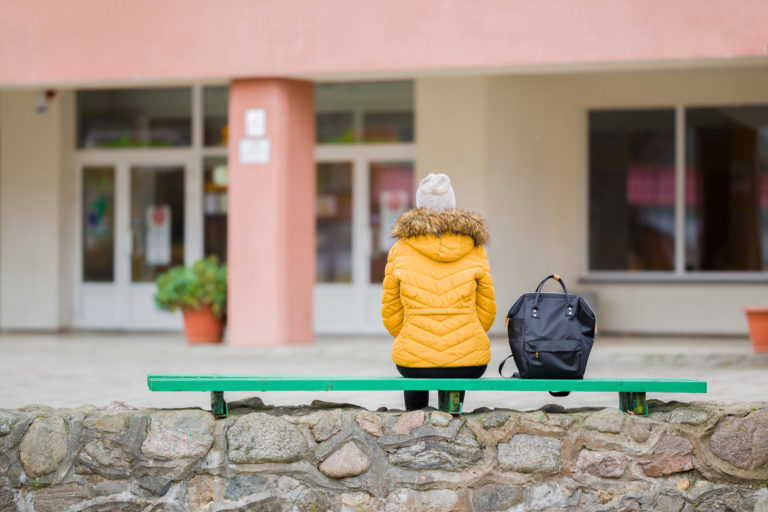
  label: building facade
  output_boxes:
[1,1,767,343]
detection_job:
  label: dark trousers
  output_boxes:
[396,365,487,410]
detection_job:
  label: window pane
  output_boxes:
[83,167,115,282]
[363,111,414,142]
[370,161,414,283]
[685,106,768,271]
[131,166,185,282]
[315,81,414,144]
[204,86,228,147]
[317,163,353,283]
[204,156,228,261]
[589,110,676,271]
[316,112,355,143]
[77,88,191,148]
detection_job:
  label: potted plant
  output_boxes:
[745,307,768,352]
[154,256,227,344]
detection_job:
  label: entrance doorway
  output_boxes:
[314,144,415,334]
[74,152,202,329]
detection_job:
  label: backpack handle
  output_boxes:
[531,274,573,319]
[535,274,568,294]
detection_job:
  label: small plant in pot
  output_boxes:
[154,256,227,344]
[744,307,768,352]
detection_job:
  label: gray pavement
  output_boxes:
[0,332,766,413]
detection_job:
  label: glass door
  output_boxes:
[314,145,414,334]
[75,156,199,330]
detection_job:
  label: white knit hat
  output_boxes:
[416,173,456,211]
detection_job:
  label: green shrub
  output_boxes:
[154,256,227,318]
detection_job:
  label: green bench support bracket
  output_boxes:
[619,391,647,415]
[147,375,706,418]
[211,391,228,418]
[437,390,462,414]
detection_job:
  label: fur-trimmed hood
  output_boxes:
[391,209,489,262]
[392,209,490,246]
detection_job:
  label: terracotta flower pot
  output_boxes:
[182,306,223,344]
[744,307,768,352]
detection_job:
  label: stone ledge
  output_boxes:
[0,401,766,511]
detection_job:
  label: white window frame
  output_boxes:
[584,104,768,283]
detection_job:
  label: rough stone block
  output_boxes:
[93,480,131,497]
[385,488,459,512]
[389,438,481,471]
[479,411,510,429]
[341,491,376,511]
[576,449,627,478]
[319,442,370,478]
[709,409,768,470]
[0,412,17,437]
[584,408,626,434]
[311,410,342,442]
[429,411,452,427]
[650,407,710,426]
[227,413,309,464]
[642,434,693,477]
[224,475,267,500]
[471,484,523,511]
[628,422,651,443]
[356,411,383,437]
[0,479,16,512]
[655,494,686,512]
[498,434,562,474]
[140,410,214,460]
[392,410,425,435]
[83,440,129,469]
[33,485,85,512]
[19,416,68,478]
[138,475,173,497]
[82,413,129,434]
[186,474,217,509]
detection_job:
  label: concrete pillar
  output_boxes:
[0,90,75,330]
[227,79,315,345]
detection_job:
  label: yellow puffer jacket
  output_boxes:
[382,209,497,368]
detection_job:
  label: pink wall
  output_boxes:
[227,79,315,345]
[1,0,766,86]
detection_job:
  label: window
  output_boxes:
[685,107,768,271]
[316,162,354,283]
[589,105,768,275]
[589,110,675,271]
[82,167,115,281]
[315,81,414,144]
[203,157,228,261]
[369,162,414,283]
[77,88,191,148]
[204,86,228,147]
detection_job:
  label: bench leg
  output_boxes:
[211,391,228,418]
[438,391,462,414]
[619,392,647,416]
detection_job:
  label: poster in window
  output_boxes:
[146,205,171,265]
[379,190,408,251]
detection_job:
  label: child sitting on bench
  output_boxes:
[381,173,497,410]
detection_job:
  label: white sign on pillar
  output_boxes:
[240,108,271,165]
[245,109,266,137]
[239,139,271,164]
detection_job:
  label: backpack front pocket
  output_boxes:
[523,339,583,379]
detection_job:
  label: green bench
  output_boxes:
[147,375,706,418]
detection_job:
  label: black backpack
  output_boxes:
[499,274,596,393]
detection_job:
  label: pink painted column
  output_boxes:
[227,79,315,345]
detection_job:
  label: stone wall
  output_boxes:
[1,399,767,511]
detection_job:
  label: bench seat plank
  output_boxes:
[147,375,706,394]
